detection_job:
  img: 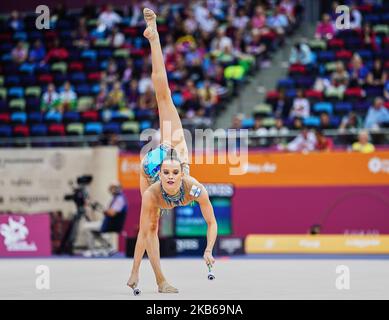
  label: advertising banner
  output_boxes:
[119,151,389,188]
[245,235,389,254]
[0,213,51,257]
[0,147,118,216]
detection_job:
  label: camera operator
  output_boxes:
[83,181,128,256]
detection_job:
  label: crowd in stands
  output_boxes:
[0,0,303,144]
[243,0,389,153]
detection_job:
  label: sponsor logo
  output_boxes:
[9,195,50,207]
[0,157,43,169]
[0,217,37,252]
[189,185,202,198]
[176,239,199,252]
[243,162,277,174]
[299,240,321,248]
[219,238,243,254]
[345,239,381,248]
[120,159,140,174]
[10,179,32,187]
[368,157,389,174]
[204,184,234,197]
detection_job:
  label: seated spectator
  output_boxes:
[98,3,122,31]
[108,26,125,48]
[41,83,60,111]
[199,10,217,33]
[315,14,335,40]
[313,76,331,92]
[198,80,218,111]
[269,117,290,145]
[231,114,243,130]
[251,5,267,33]
[367,59,387,86]
[290,89,310,119]
[126,79,140,109]
[285,126,317,152]
[232,8,250,31]
[11,41,28,64]
[253,117,268,137]
[361,23,379,51]
[245,29,267,59]
[339,111,363,133]
[106,81,126,110]
[95,83,108,110]
[352,130,375,153]
[59,81,78,112]
[327,61,349,95]
[291,117,304,130]
[267,6,289,36]
[138,70,153,95]
[280,0,296,24]
[8,10,24,31]
[315,129,333,151]
[364,97,389,129]
[183,9,198,34]
[122,58,133,84]
[44,39,69,63]
[211,27,233,54]
[106,59,119,85]
[348,53,369,87]
[289,41,314,66]
[139,86,157,110]
[319,112,334,130]
[73,19,91,49]
[28,39,46,64]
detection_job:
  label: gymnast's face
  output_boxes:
[159,159,184,193]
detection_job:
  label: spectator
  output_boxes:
[339,111,363,133]
[361,23,379,51]
[315,129,333,151]
[199,10,217,33]
[211,27,233,53]
[364,97,389,129]
[106,81,126,110]
[253,117,268,137]
[290,89,310,119]
[11,41,28,64]
[231,114,243,130]
[268,117,290,145]
[122,58,133,84]
[251,5,267,32]
[98,3,122,31]
[41,83,60,111]
[28,39,46,64]
[291,117,304,130]
[367,59,387,86]
[95,83,108,110]
[328,61,349,95]
[139,86,157,110]
[285,126,317,152]
[274,90,289,118]
[44,39,69,63]
[126,79,140,109]
[106,59,119,85]
[319,112,334,130]
[198,80,218,112]
[73,18,91,49]
[352,130,375,153]
[267,6,289,36]
[289,41,314,66]
[315,14,335,40]
[232,8,250,31]
[183,9,198,34]
[348,53,369,87]
[138,70,153,95]
[8,10,24,31]
[108,26,125,48]
[59,81,78,112]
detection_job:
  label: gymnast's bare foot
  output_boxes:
[127,273,139,289]
[143,8,158,41]
[158,280,179,293]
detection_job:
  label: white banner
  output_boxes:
[0,147,118,216]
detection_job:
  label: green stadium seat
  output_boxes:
[25,86,42,98]
[113,49,130,59]
[51,62,68,74]
[77,96,94,111]
[122,121,140,134]
[309,39,327,50]
[66,123,84,135]
[0,87,6,100]
[9,98,26,111]
[253,103,272,116]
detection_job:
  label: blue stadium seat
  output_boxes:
[85,122,103,135]
[8,87,24,99]
[172,92,184,107]
[11,112,27,124]
[334,102,352,115]
[63,111,81,123]
[28,112,44,123]
[45,111,63,123]
[285,89,297,99]
[70,72,86,84]
[303,116,321,127]
[30,124,48,136]
[20,63,35,74]
[75,84,91,96]
[0,125,12,137]
[313,102,333,115]
[4,75,20,87]
[103,122,121,134]
[26,97,41,112]
[13,31,27,41]
[317,51,336,62]
[81,50,97,61]
[330,116,341,128]
[277,78,295,89]
[242,118,255,129]
[140,120,152,131]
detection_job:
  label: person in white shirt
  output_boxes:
[290,89,310,119]
[286,127,317,152]
[41,83,60,111]
[98,4,122,31]
[211,27,233,53]
[138,71,153,94]
[350,5,362,30]
[232,8,249,30]
[59,81,77,111]
[109,26,125,47]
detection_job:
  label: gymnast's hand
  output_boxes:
[203,249,215,267]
